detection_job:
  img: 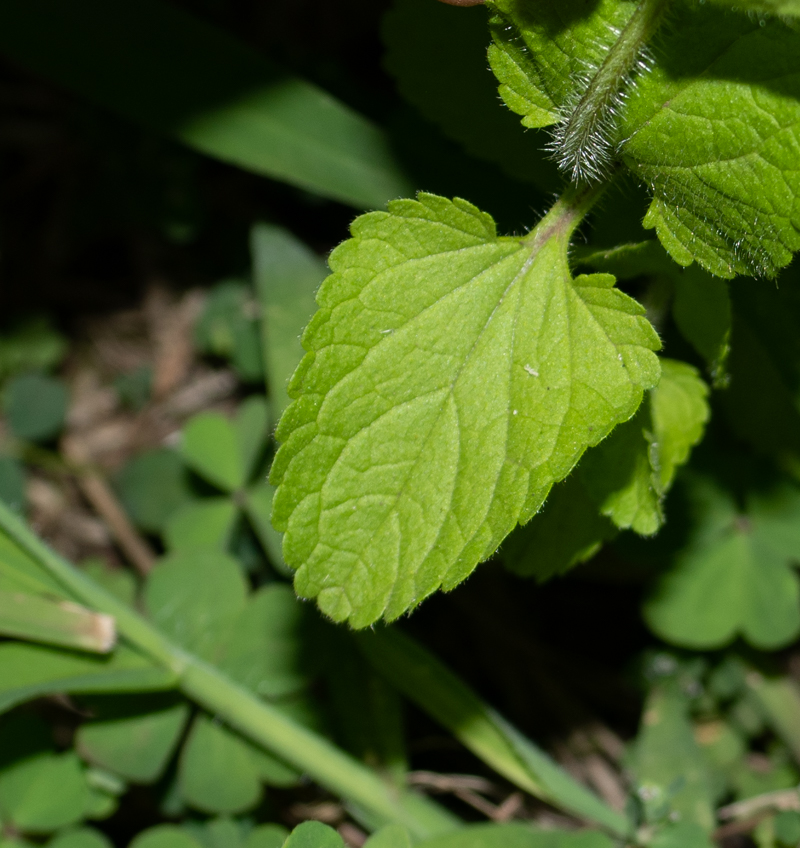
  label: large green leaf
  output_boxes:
[0,643,176,715]
[644,479,800,649]
[0,0,411,209]
[619,5,800,277]
[271,193,660,626]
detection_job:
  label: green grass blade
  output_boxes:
[746,671,800,766]
[0,0,412,209]
[0,591,115,653]
[355,628,631,837]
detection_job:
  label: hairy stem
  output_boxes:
[0,501,459,840]
[522,179,610,252]
[556,0,670,182]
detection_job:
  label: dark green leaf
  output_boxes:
[182,413,246,492]
[244,826,289,848]
[0,0,412,209]
[116,449,193,534]
[47,829,113,848]
[417,825,615,848]
[163,499,238,552]
[129,826,204,848]
[282,822,344,848]
[0,458,26,515]
[3,374,68,443]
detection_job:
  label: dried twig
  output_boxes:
[717,786,800,821]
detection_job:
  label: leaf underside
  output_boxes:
[271,194,660,627]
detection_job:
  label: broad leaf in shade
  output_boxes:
[76,695,189,784]
[644,478,800,649]
[382,0,558,191]
[47,828,113,848]
[618,5,800,278]
[177,715,262,815]
[271,193,660,626]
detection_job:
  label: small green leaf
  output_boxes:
[47,829,113,848]
[244,826,289,848]
[144,549,247,660]
[129,825,204,848]
[235,397,270,483]
[0,0,413,209]
[672,272,731,383]
[0,752,89,834]
[745,672,800,766]
[116,449,193,534]
[272,193,660,626]
[244,483,290,575]
[80,561,137,608]
[644,481,800,649]
[0,316,66,383]
[178,715,262,815]
[363,825,412,848]
[182,413,245,492]
[649,823,715,848]
[0,457,26,515]
[0,592,115,653]
[216,584,309,700]
[3,374,68,443]
[282,822,344,848]
[502,474,616,581]
[164,499,238,552]
[250,224,328,423]
[630,685,715,832]
[0,643,176,715]
[76,695,189,784]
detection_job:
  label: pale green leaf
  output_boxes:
[272,193,660,626]
[178,715,262,815]
[745,672,800,766]
[644,480,800,649]
[282,822,344,848]
[143,549,247,660]
[47,828,113,848]
[0,752,89,834]
[182,413,245,492]
[649,823,715,848]
[76,695,189,784]
[250,224,328,424]
[0,643,176,715]
[244,483,290,575]
[383,0,559,191]
[619,5,800,277]
[163,499,238,553]
[630,686,715,832]
[363,825,412,848]
[0,0,412,209]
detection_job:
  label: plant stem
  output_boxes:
[522,179,610,254]
[0,502,459,841]
[556,0,670,182]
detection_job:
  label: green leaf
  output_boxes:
[0,316,66,383]
[0,529,69,598]
[282,822,344,848]
[195,282,264,384]
[182,413,246,492]
[0,643,176,715]
[0,752,89,834]
[356,628,630,836]
[235,397,270,483]
[745,672,800,766]
[363,825,412,848]
[0,592,115,653]
[116,449,193,534]
[672,272,731,383]
[80,561,137,608]
[382,0,558,191]
[0,457,26,515]
[244,826,289,848]
[630,685,715,832]
[129,826,204,848]
[47,828,113,848]
[76,695,189,783]
[244,483,290,575]
[644,480,800,649]
[144,549,248,660]
[178,715,262,815]
[618,5,800,277]
[250,224,328,424]
[417,825,615,848]
[272,192,660,626]
[705,0,800,19]
[649,823,715,848]
[164,499,238,552]
[0,0,412,209]
[502,474,617,581]
[216,584,309,700]
[3,374,68,443]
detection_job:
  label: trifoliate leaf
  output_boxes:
[383,0,559,190]
[163,498,238,552]
[644,479,800,649]
[619,5,800,277]
[271,193,660,626]
[129,826,204,848]
[181,413,246,492]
